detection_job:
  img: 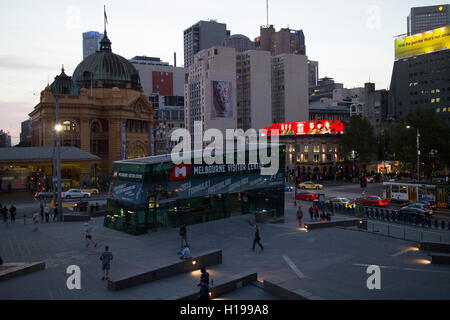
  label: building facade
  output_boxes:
[309,77,344,102]
[408,5,450,35]
[20,120,31,144]
[222,34,255,53]
[183,20,230,68]
[29,31,154,185]
[82,31,103,59]
[308,60,319,87]
[0,130,11,148]
[257,25,306,56]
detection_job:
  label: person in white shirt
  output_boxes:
[84,223,97,247]
[179,244,192,260]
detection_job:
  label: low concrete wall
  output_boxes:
[430,254,450,265]
[420,242,450,254]
[305,219,366,230]
[0,262,46,282]
[263,278,324,300]
[108,250,222,291]
[173,272,258,300]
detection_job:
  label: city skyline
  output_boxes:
[0,0,447,144]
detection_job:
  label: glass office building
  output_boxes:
[104,144,286,235]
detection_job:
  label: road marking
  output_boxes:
[353,263,450,275]
[283,255,306,279]
[391,248,413,257]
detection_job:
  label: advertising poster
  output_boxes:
[262,120,344,137]
[211,81,232,119]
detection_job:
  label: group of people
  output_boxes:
[0,204,16,224]
[38,203,59,223]
[296,205,332,226]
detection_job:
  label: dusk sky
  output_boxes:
[0,0,446,144]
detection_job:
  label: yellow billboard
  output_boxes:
[395,26,450,59]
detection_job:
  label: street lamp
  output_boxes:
[352,150,356,182]
[406,125,420,184]
[55,96,63,222]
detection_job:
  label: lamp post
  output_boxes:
[352,150,356,183]
[407,126,420,184]
[55,96,63,222]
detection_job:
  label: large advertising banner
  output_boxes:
[211,81,232,119]
[262,120,344,137]
[395,25,450,60]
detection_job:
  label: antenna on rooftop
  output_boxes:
[266,0,269,27]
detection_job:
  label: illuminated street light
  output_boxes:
[55,124,62,132]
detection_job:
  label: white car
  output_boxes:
[62,189,91,199]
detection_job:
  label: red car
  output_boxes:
[363,196,388,207]
[297,191,319,201]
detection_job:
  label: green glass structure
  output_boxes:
[104,144,286,235]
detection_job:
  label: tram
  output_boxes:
[383,182,450,208]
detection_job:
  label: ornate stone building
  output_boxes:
[29,31,154,186]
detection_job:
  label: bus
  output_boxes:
[383,182,450,208]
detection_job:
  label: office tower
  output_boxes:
[20,119,31,144]
[408,5,450,35]
[257,25,306,56]
[389,25,450,124]
[185,46,237,138]
[309,77,344,102]
[82,31,103,59]
[236,50,272,131]
[308,60,319,87]
[183,20,230,68]
[271,54,309,124]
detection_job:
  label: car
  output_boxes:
[284,185,294,192]
[296,191,319,201]
[362,195,388,207]
[77,187,100,195]
[62,189,91,199]
[326,197,356,208]
[395,207,431,219]
[402,202,433,215]
[403,200,437,210]
[298,181,323,190]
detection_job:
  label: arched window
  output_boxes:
[62,121,77,132]
[127,144,146,160]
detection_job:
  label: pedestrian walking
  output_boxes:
[179,244,192,260]
[53,207,58,222]
[100,246,113,280]
[252,225,264,252]
[198,279,210,300]
[314,206,319,221]
[197,268,210,287]
[179,223,188,247]
[2,206,8,224]
[84,223,97,247]
[33,212,39,231]
[296,206,304,227]
[309,206,314,221]
[44,204,50,223]
[95,202,99,212]
[40,203,44,222]
[9,205,16,223]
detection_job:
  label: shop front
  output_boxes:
[104,145,286,235]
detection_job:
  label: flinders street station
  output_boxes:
[27,30,154,187]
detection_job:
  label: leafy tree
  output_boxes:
[342,116,376,164]
[388,109,450,180]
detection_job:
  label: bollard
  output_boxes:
[428,220,432,228]
[441,221,445,230]
[375,209,379,220]
[434,220,438,229]
[24,215,26,225]
[414,216,418,226]
[381,210,385,221]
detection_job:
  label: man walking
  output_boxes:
[9,205,16,223]
[198,268,210,287]
[309,206,314,221]
[100,246,113,280]
[296,206,304,227]
[40,203,44,222]
[84,223,98,247]
[44,204,50,223]
[53,207,58,222]
[198,279,210,300]
[314,205,319,221]
[252,225,264,252]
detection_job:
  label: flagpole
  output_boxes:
[104,5,106,32]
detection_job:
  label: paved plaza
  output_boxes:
[0,184,450,300]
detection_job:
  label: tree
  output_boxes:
[388,109,450,180]
[342,116,376,164]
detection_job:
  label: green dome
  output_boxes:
[72,32,141,92]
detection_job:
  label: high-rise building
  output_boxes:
[236,50,272,131]
[271,54,309,124]
[0,130,11,148]
[222,34,255,53]
[257,25,306,56]
[131,56,187,155]
[185,46,237,139]
[389,25,450,124]
[407,5,450,35]
[82,31,103,59]
[20,119,31,144]
[308,60,319,87]
[183,20,230,68]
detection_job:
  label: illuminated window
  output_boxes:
[400,186,407,194]
[443,108,447,112]
[431,99,436,103]
[304,154,309,162]
[313,145,320,153]
[62,121,76,132]
[436,98,441,103]
[313,155,320,163]
[304,145,309,153]
[436,108,441,112]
